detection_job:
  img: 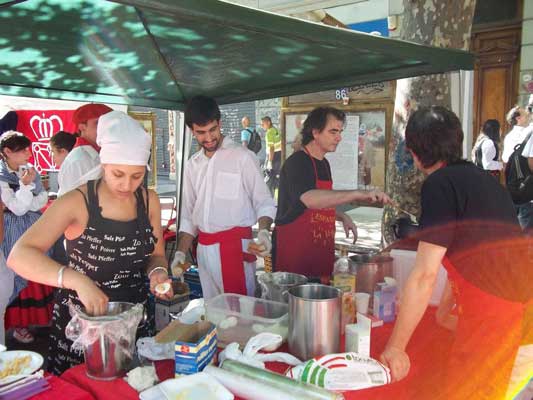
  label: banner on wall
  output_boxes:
[16,109,77,173]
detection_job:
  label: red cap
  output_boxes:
[72,104,113,126]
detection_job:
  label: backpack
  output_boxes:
[246,128,262,154]
[504,132,533,204]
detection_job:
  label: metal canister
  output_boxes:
[66,302,143,380]
[288,284,342,360]
[258,272,308,303]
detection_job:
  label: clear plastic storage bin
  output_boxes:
[205,294,288,347]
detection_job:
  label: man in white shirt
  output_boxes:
[57,104,112,196]
[503,105,533,231]
[171,96,276,299]
[502,106,530,164]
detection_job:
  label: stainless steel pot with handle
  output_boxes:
[288,284,342,360]
[350,252,393,309]
[258,272,308,303]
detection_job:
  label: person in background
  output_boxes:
[8,111,172,375]
[262,116,282,197]
[380,106,532,400]
[171,96,275,299]
[471,119,503,178]
[273,107,390,280]
[49,131,78,265]
[240,116,253,148]
[0,131,50,344]
[57,103,112,197]
[502,105,533,231]
[50,131,76,169]
[0,203,14,345]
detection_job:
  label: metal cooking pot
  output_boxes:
[288,284,341,360]
[258,272,308,303]
[391,216,419,240]
[350,252,393,301]
[66,302,144,380]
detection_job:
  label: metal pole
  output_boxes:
[174,113,189,243]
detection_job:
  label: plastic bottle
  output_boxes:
[332,248,356,293]
[333,247,357,334]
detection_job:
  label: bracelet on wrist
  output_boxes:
[148,266,168,279]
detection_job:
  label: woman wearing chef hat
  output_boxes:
[7,111,173,375]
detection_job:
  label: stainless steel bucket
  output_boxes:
[77,302,142,380]
[288,284,342,360]
[258,272,308,303]
[350,253,393,309]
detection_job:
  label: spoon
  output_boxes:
[391,204,418,223]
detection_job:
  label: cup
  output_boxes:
[354,292,370,315]
[238,295,255,316]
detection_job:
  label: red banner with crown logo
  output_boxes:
[15,109,77,173]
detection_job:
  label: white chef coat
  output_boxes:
[57,145,101,197]
[180,136,276,236]
[180,137,276,299]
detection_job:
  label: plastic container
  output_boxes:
[205,294,288,347]
[332,248,356,293]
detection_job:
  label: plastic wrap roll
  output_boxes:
[213,360,343,400]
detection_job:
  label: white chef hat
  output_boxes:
[97,111,151,169]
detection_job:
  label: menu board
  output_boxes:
[326,115,359,190]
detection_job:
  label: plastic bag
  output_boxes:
[65,302,143,359]
[286,352,391,391]
[136,337,174,361]
[219,332,301,369]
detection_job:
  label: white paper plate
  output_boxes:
[0,350,44,386]
[140,372,234,400]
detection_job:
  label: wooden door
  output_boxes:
[472,24,521,141]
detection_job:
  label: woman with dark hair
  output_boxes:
[380,106,532,399]
[0,131,51,343]
[8,111,172,375]
[50,131,76,169]
[471,119,502,178]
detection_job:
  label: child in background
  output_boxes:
[50,131,76,169]
[0,131,51,343]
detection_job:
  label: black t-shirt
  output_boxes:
[275,150,331,225]
[419,161,532,302]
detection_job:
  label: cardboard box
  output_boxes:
[155,320,217,376]
[345,313,371,357]
[373,282,397,323]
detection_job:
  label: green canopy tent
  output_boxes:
[0,0,473,110]
[0,0,474,230]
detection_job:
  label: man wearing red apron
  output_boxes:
[380,106,533,399]
[274,107,390,279]
[171,96,276,299]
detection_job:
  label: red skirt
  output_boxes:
[5,281,54,329]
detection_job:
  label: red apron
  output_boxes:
[441,256,532,399]
[275,148,336,279]
[198,226,256,295]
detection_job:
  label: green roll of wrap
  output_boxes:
[221,359,343,400]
